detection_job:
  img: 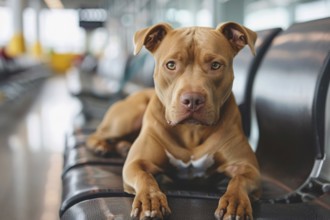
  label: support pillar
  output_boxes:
[32,0,43,59]
[6,0,26,57]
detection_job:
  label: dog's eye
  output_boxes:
[166,61,176,70]
[211,62,222,70]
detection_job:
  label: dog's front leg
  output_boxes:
[123,134,172,220]
[123,160,171,220]
[214,162,260,220]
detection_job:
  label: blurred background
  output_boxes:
[1,0,330,58]
[0,0,329,220]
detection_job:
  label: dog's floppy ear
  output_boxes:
[217,22,257,56]
[134,23,173,55]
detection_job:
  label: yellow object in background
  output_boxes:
[31,41,43,59]
[49,52,79,74]
[6,32,26,57]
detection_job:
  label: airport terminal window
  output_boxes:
[0,7,11,46]
[196,9,213,26]
[244,0,330,30]
[40,9,85,53]
[295,0,330,22]
[245,7,290,30]
[0,7,86,53]
[23,8,37,47]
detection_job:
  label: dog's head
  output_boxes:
[134,22,256,126]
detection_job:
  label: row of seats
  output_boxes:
[0,57,51,133]
[60,17,330,219]
[72,51,154,123]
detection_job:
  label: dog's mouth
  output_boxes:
[167,113,215,126]
[179,118,204,125]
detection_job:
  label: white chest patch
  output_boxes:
[165,150,214,179]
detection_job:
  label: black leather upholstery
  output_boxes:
[75,51,154,120]
[61,195,330,220]
[61,165,125,215]
[122,51,154,94]
[63,133,125,175]
[233,28,282,137]
[253,18,330,202]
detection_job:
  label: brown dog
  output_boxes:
[87,22,260,220]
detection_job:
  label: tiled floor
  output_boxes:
[0,75,81,220]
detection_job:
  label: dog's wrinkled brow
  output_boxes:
[166,51,185,61]
[203,53,226,64]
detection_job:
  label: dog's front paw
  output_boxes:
[131,190,171,220]
[87,133,132,157]
[214,190,253,220]
[86,134,114,156]
[115,140,131,157]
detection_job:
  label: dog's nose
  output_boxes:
[180,92,205,111]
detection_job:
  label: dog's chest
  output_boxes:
[165,150,214,179]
